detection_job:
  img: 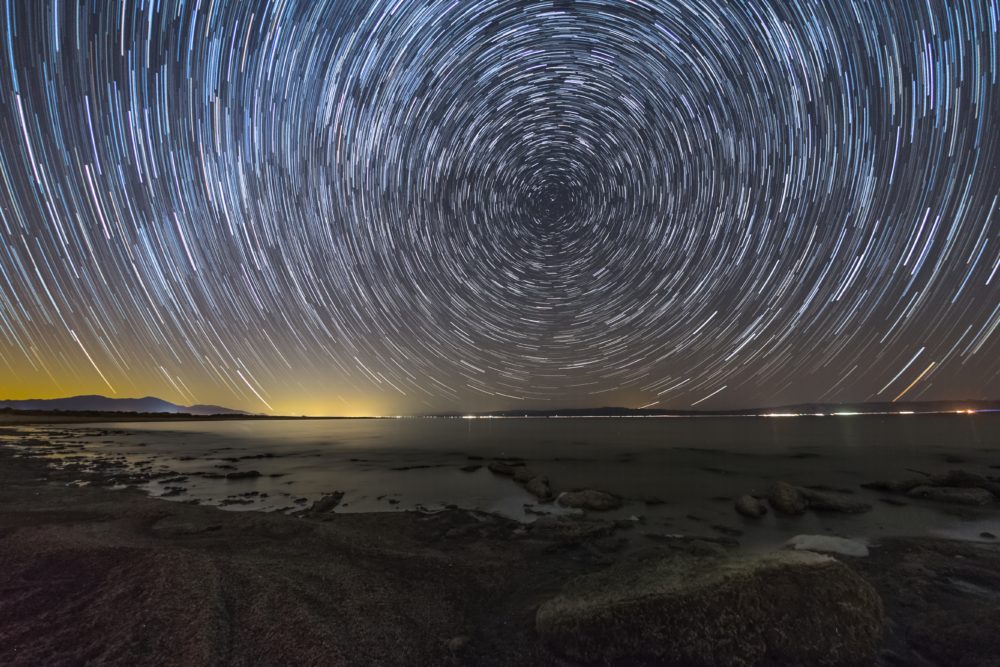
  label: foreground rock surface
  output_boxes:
[537,550,884,666]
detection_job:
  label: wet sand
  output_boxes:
[3,430,1000,665]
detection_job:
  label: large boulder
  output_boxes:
[557,490,622,512]
[906,486,993,506]
[767,481,807,515]
[537,550,883,666]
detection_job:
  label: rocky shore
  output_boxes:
[2,432,999,665]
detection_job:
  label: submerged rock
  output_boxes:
[525,476,553,500]
[786,534,870,557]
[224,470,261,480]
[799,488,873,514]
[906,486,993,506]
[537,550,883,666]
[862,469,1000,500]
[767,481,807,515]
[512,467,537,483]
[557,490,621,512]
[734,495,768,518]
[487,461,519,476]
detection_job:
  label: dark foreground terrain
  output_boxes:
[1,443,999,666]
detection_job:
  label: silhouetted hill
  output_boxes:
[0,395,248,416]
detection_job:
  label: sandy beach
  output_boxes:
[2,426,1000,666]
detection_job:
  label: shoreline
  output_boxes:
[2,430,1000,664]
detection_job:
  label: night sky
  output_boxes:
[0,0,998,415]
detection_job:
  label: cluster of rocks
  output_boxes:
[485,460,624,512]
[735,481,872,518]
[862,469,1000,506]
[486,460,554,500]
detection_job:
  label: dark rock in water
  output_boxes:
[861,478,924,494]
[767,481,807,515]
[798,488,873,514]
[309,492,345,513]
[487,461,519,476]
[525,476,553,500]
[224,470,261,480]
[512,467,537,483]
[906,486,993,506]
[981,532,997,540]
[641,496,666,506]
[926,470,1000,497]
[557,490,622,512]
[459,464,481,473]
[536,550,883,666]
[863,469,1000,499]
[734,495,768,518]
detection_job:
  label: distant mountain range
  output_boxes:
[437,399,1000,418]
[0,395,249,416]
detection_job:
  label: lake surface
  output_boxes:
[8,414,1000,550]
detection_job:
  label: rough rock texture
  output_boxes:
[537,550,884,666]
[557,490,622,512]
[799,488,873,514]
[767,481,808,515]
[907,485,994,506]
[786,534,870,557]
[734,495,768,518]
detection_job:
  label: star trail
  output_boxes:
[0,0,998,415]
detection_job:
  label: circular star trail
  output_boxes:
[0,0,998,413]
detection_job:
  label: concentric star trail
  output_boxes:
[0,0,998,414]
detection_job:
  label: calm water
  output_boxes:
[9,414,1000,550]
